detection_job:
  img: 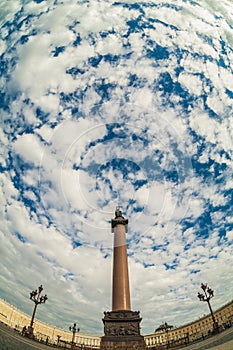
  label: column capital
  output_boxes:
[111,207,128,232]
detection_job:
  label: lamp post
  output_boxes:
[69,322,80,349]
[197,283,218,334]
[26,285,48,339]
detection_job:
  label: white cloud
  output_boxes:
[226,230,233,241]
[13,133,44,167]
[178,72,203,96]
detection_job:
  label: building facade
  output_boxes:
[144,300,233,348]
[0,297,232,348]
[0,298,100,348]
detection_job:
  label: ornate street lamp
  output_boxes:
[26,285,48,339]
[69,322,80,349]
[197,283,218,334]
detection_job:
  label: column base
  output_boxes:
[100,340,146,350]
[100,310,146,350]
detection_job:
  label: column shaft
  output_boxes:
[112,220,131,311]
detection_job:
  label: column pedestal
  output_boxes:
[100,310,146,349]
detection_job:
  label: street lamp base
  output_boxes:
[25,326,35,340]
[212,325,219,335]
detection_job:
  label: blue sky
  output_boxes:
[0,0,233,335]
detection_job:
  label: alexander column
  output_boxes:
[100,207,146,350]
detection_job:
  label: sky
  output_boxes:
[0,0,233,335]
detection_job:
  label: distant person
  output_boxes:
[22,326,27,336]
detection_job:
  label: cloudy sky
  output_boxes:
[0,0,233,335]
